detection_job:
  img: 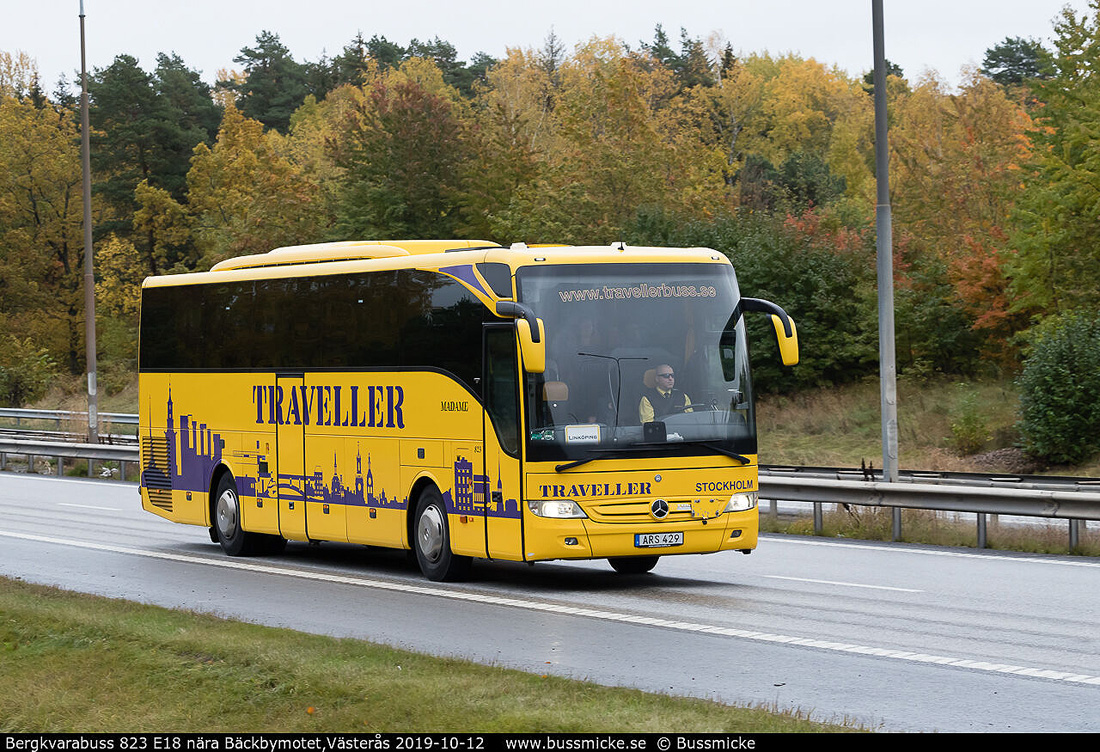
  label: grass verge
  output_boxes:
[0,576,862,733]
[756,377,1025,472]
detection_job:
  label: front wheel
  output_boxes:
[413,487,471,582]
[608,556,659,574]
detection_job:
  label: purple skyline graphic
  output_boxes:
[142,387,520,520]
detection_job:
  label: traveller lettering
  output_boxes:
[538,482,653,498]
[252,383,406,429]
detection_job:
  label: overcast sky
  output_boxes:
[3,1,1091,91]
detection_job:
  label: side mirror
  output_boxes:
[496,301,546,374]
[517,317,546,374]
[741,297,799,367]
[770,314,799,366]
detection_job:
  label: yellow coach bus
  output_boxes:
[138,239,798,580]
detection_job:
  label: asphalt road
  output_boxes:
[1,473,1098,732]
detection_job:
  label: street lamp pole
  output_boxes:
[872,0,900,537]
[79,0,99,443]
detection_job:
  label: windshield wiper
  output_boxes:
[678,441,751,465]
[555,449,618,472]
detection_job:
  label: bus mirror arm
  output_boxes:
[740,297,799,367]
[495,301,540,342]
[496,301,546,374]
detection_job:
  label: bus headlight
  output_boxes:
[723,492,757,513]
[527,500,588,518]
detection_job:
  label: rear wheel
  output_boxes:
[413,487,471,582]
[608,556,659,574]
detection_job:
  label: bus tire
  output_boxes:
[413,486,471,582]
[213,472,260,557]
[608,556,659,574]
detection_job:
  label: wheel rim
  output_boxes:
[417,504,445,563]
[216,487,239,540]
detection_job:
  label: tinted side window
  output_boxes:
[140,271,489,392]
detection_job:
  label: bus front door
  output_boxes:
[276,374,309,541]
[483,326,524,560]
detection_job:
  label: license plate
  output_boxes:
[634,531,684,548]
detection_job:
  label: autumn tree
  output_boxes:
[757,55,874,202]
[1007,5,1100,322]
[0,336,56,407]
[185,102,327,265]
[461,48,553,238]
[490,38,718,243]
[0,51,40,99]
[407,37,495,96]
[684,52,765,200]
[0,93,86,373]
[333,60,470,239]
[889,71,1032,363]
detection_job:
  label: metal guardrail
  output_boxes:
[0,437,138,479]
[759,469,1097,549]
[0,408,138,426]
[760,473,1100,520]
[761,464,1100,492]
[0,409,1095,549]
[0,407,140,478]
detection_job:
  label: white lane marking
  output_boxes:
[762,575,923,593]
[763,535,1100,568]
[1,528,1097,688]
[57,503,121,512]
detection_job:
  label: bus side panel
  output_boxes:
[483,430,524,561]
[445,443,487,558]
[305,372,471,549]
[303,431,350,543]
[343,438,403,547]
[236,425,280,535]
[275,375,308,541]
[139,372,273,529]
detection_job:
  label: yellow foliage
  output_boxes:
[186,102,327,267]
[761,56,870,168]
[0,93,86,369]
[95,234,142,317]
[0,51,38,98]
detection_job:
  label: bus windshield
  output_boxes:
[516,262,756,464]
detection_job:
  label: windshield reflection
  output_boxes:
[517,263,756,463]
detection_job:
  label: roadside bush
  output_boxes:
[1016,312,1100,464]
[0,336,57,407]
[949,383,991,454]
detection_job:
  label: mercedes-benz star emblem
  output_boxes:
[650,499,669,519]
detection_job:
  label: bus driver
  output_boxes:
[639,364,692,423]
